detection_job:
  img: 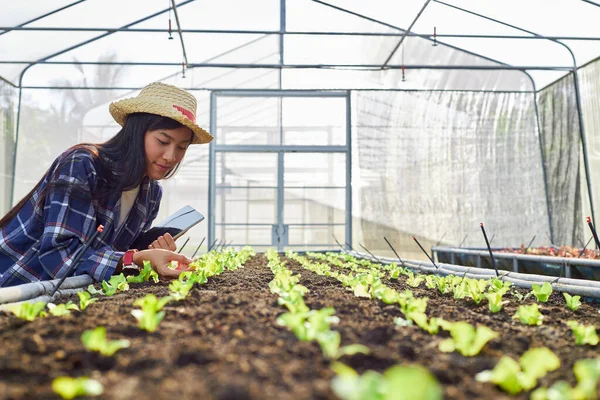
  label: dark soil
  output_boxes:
[0,254,599,400]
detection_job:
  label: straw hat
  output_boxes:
[109,82,213,144]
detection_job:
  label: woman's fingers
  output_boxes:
[156,236,169,250]
[163,233,177,251]
[148,235,176,251]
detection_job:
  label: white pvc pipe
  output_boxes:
[0,275,93,305]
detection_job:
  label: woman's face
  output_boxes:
[144,126,193,180]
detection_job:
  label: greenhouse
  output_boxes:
[1,0,600,399]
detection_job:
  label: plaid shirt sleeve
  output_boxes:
[38,151,124,282]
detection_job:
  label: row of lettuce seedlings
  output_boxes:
[265,249,444,400]
[4,247,255,400]
[292,251,600,399]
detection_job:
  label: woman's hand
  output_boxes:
[133,249,193,279]
[148,233,177,251]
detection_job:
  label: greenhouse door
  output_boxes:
[208,91,351,251]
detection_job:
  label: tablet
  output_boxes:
[155,205,205,240]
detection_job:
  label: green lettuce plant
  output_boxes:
[563,292,582,311]
[7,301,47,321]
[88,273,129,296]
[425,275,437,290]
[531,358,600,400]
[438,321,499,356]
[513,304,543,326]
[330,362,443,400]
[566,320,599,346]
[77,291,98,311]
[406,272,424,288]
[488,277,512,295]
[131,294,172,332]
[476,347,560,395]
[486,291,508,313]
[81,326,130,356]
[530,282,552,302]
[47,301,79,316]
[52,376,103,399]
[467,279,487,304]
[126,260,159,283]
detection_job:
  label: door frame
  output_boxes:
[208,90,352,251]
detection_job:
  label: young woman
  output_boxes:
[0,82,213,287]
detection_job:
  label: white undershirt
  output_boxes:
[117,186,140,229]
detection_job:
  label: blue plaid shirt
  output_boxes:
[0,149,162,287]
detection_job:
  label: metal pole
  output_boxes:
[0,0,86,37]
[279,0,286,87]
[170,0,189,66]
[208,92,217,248]
[524,73,555,244]
[345,90,352,250]
[572,70,596,227]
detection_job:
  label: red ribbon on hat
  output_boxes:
[173,105,196,123]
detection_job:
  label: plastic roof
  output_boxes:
[1,0,600,92]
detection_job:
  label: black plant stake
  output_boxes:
[525,235,536,253]
[332,235,345,251]
[208,238,219,252]
[191,237,206,259]
[434,232,446,247]
[51,225,104,297]
[359,243,381,263]
[384,236,406,268]
[412,236,438,270]
[586,216,600,256]
[578,236,593,258]
[480,223,499,277]
[177,237,191,254]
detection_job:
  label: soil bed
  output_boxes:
[1,254,599,399]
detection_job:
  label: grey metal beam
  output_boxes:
[217,185,346,189]
[3,26,600,40]
[170,0,189,67]
[19,85,535,93]
[0,61,574,70]
[382,0,432,67]
[582,0,600,7]
[0,0,86,37]
[214,145,347,152]
[0,75,17,88]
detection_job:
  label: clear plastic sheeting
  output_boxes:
[538,74,583,246]
[579,58,600,239]
[352,90,550,257]
[0,80,17,215]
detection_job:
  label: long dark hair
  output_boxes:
[0,113,190,229]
